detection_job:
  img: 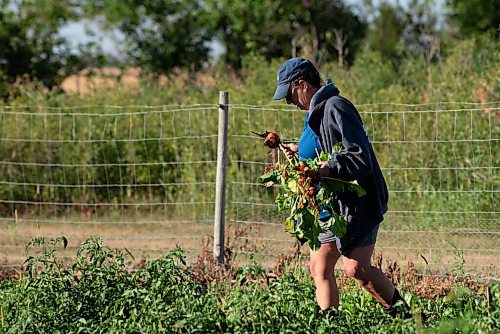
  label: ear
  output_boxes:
[298,79,308,91]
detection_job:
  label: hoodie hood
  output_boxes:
[309,79,340,113]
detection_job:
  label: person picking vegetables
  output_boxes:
[273,57,411,319]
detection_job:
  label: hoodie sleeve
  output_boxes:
[326,98,373,181]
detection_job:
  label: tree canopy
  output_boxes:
[0,0,79,94]
[0,0,497,92]
[84,0,212,76]
[446,0,499,37]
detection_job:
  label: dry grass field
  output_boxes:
[1,212,498,280]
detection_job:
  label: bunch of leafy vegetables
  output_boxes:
[257,140,366,250]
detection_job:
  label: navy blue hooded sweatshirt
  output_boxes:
[308,82,389,255]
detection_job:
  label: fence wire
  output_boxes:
[0,102,498,279]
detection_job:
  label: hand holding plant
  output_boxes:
[254,131,366,250]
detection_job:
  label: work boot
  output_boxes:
[382,288,412,319]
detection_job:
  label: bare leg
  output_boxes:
[309,242,341,310]
[342,244,394,308]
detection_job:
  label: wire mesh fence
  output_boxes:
[0,101,498,279]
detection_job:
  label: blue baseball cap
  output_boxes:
[273,57,315,100]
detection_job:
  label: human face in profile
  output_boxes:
[286,80,312,111]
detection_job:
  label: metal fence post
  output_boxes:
[214,91,228,264]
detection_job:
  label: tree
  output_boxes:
[402,0,441,58]
[0,0,79,94]
[85,0,212,76]
[205,0,285,70]
[446,0,499,37]
[206,0,367,69]
[365,1,405,61]
[286,0,367,67]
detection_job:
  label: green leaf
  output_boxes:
[318,151,331,162]
[257,170,281,185]
[347,181,366,197]
[332,143,344,153]
[290,213,305,238]
[303,209,316,225]
[301,210,322,250]
[276,193,292,212]
[322,179,345,193]
[330,214,347,237]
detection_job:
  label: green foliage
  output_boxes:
[1,237,225,333]
[349,49,396,101]
[0,237,498,333]
[446,0,499,37]
[400,0,441,56]
[0,108,182,217]
[84,0,212,75]
[235,257,266,284]
[366,1,405,61]
[364,0,442,67]
[257,151,365,250]
[0,0,80,95]
[284,0,367,66]
[82,0,368,71]
[205,0,280,69]
[1,0,495,86]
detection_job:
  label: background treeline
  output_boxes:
[0,0,498,98]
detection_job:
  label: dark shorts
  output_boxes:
[318,220,380,250]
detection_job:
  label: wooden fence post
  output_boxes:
[214,91,228,264]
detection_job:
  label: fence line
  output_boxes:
[0,101,498,279]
